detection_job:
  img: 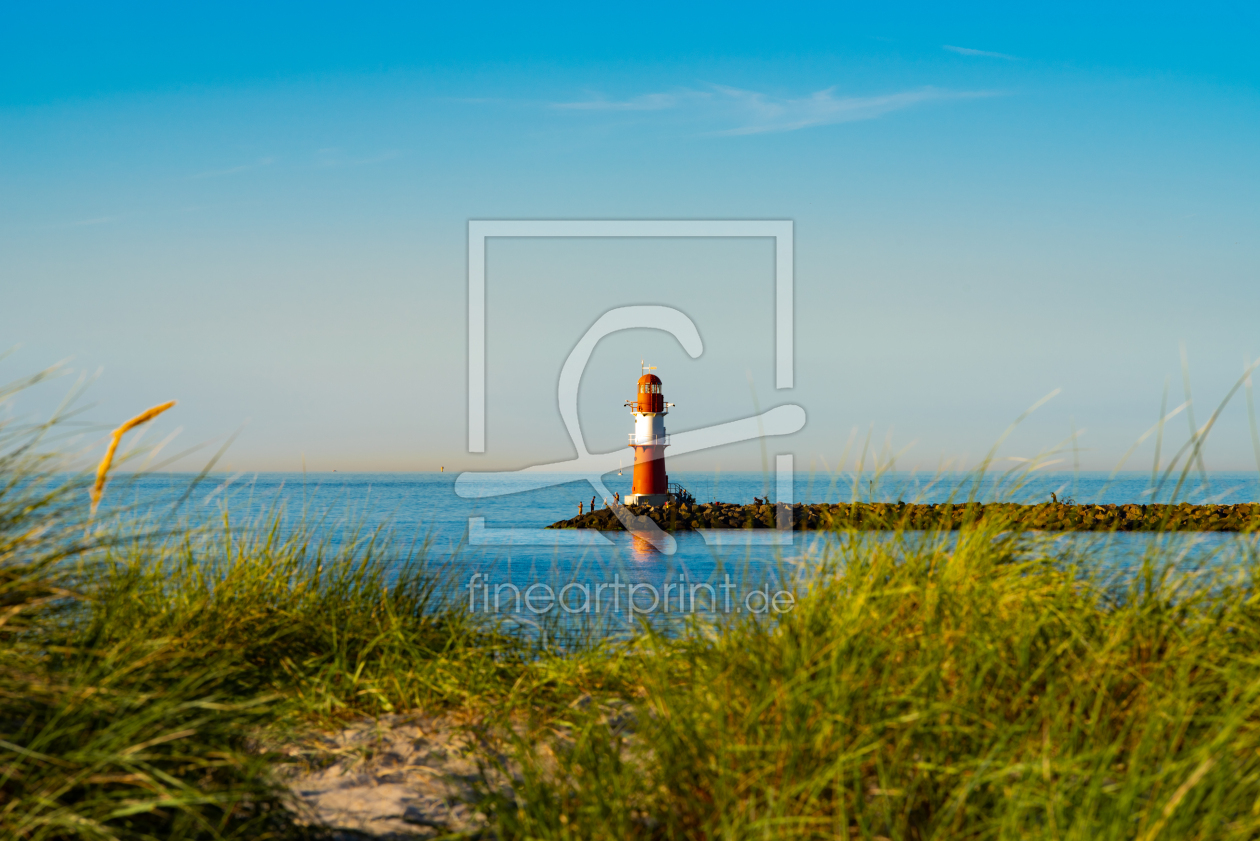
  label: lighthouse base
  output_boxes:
[625,493,671,507]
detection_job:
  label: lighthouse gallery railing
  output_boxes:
[628,434,670,446]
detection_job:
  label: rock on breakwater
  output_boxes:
[547,501,1260,532]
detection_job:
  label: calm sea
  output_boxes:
[100,471,1260,631]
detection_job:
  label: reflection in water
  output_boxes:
[628,533,664,562]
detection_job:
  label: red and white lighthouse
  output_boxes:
[624,364,673,506]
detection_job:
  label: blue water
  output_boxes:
[99,471,1260,631]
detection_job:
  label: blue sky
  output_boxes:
[2,2,1258,473]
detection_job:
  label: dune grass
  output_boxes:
[1,496,559,838]
[16,497,1260,840]
[487,524,1260,840]
[0,391,294,839]
[7,372,1260,839]
[0,384,541,839]
[80,517,531,719]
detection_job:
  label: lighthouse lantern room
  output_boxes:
[624,363,673,506]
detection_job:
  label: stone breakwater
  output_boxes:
[547,501,1260,532]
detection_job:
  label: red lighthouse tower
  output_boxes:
[624,363,673,506]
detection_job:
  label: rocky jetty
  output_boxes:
[547,501,1260,532]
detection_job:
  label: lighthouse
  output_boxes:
[624,364,673,506]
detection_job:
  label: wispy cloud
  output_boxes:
[190,156,276,179]
[553,92,682,112]
[35,213,125,231]
[551,84,996,135]
[313,148,401,168]
[943,45,1019,60]
[710,85,992,135]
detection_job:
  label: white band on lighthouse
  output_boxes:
[632,412,666,446]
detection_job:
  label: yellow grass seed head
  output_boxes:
[90,400,177,516]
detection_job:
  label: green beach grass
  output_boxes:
[7,375,1260,839]
[486,527,1260,840]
